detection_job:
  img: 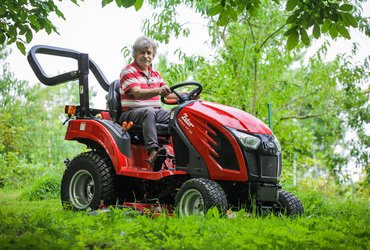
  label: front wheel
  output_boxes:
[61,150,117,211]
[275,190,304,216]
[175,178,228,216]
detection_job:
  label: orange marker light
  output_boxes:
[64,105,77,116]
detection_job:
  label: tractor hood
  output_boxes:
[185,101,272,135]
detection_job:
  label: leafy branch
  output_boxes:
[279,112,326,121]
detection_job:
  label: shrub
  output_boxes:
[21,174,61,201]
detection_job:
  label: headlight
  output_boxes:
[230,129,261,150]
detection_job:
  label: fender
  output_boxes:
[65,118,131,175]
[65,118,188,180]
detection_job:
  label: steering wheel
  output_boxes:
[161,81,203,105]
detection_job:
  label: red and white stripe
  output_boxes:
[119,62,166,111]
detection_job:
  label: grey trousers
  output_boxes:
[120,107,170,152]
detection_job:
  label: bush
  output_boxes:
[21,174,61,201]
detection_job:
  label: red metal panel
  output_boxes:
[64,119,187,180]
[177,107,248,182]
[191,101,272,135]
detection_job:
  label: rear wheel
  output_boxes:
[276,190,304,216]
[61,150,117,211]
[175,178,228,216]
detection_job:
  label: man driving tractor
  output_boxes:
[119,36,177,166]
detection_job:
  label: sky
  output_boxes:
[4,0,370,110]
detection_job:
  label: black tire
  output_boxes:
[61,150,117,211]
[276,190,304,216]
[175,178,228,216]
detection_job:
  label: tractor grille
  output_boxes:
[245,152,259,176]
[260,155,278,178]
[241,135,282,182]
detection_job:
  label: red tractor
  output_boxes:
[28,45,304,216]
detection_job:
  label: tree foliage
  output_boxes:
[104,0,369,50]
[205,0,365,50]
[0,0,369,187]
[1,0,368,53]
[150,0,370,184]
[0,0,80,54]
[0,46,83,187]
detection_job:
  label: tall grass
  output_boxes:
[20,173,61,201]
[1,185,369,250]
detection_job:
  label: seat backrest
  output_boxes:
[107,80,121,123]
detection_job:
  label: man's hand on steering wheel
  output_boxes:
[161,81,203,105]
[159,85,172,97]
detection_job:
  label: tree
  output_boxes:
[104,0,369,50]
[0,46,83,187]
[1,0,369,185]
[0,0,80,54]
[149,0,370,184]
[1,0,368,54]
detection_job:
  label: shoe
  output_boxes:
[145,148,167,171]
[145,148,159,165]
[145,158,155,165]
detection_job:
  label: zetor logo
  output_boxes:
[181,113,194,127]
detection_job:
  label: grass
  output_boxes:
[1,186,370,250]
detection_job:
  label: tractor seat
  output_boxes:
[107,80,171,137]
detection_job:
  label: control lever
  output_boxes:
[122,121,133,136]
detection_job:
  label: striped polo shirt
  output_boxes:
[119,62,166,111]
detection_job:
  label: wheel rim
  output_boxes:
[69,169,95,209]
[178,189,205,216]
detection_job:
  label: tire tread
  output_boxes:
[278,190,304,216]
[61,150,116,210]
[175,178,228,215]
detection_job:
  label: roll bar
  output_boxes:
[27,45,111,117]
[27,45,110,91]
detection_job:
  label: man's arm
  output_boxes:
[129,85,172,99]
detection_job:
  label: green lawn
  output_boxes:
[1,188,369,250]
